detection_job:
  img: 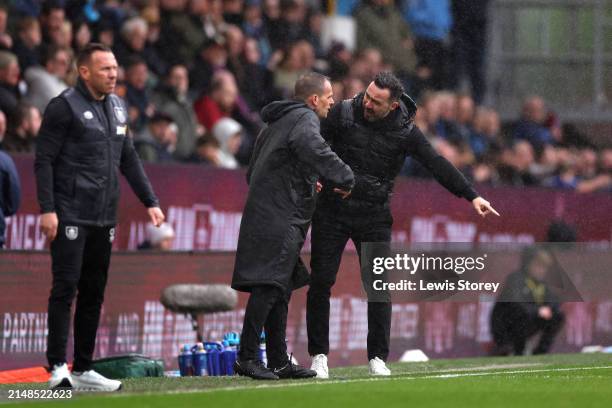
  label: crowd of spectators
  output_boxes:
[0,0,609,193]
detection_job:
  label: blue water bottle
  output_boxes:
[221,334,239,375]
[178,344,193,376]
[259,331,267,367]
[192,342,207,376]
[204,342,223,376]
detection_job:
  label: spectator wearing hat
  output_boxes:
[211,117,242,169]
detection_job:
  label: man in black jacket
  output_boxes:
[35,43,164,391]
[231,73,354,380]
[307,72,499,378]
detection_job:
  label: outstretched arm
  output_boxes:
[407,126,499,218]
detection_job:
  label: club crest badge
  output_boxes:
[109,228,115,243]
[65,226,78,240]
[114,106,126,123]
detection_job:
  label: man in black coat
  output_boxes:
[491,248,565,356]
[35,43,165,391]
[307,72,499,378]
[231,72,355,380]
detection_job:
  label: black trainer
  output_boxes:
[271,361,317,379]
[233,359,279,380]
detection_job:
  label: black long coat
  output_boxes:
[231,100,354,293]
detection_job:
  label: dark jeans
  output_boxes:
[491,303,565,355]
[307,206,392,361]
[452,22,488,104]
[238,285,291,369]
[46,224,113,372]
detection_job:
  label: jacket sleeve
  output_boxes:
[34,97,71,213]
[1,153,21,216]
[120,133,160,208]
[288,111,354,190]
[405,125,478,201]
[246,129,266,185]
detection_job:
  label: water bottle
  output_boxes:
[204,342,223,376]
[259,331,267,367]
[192,342,207,376]
[178,344,193,376]
[221,339,238,375]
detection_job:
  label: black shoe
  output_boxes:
[233,359,279,380]
[271,361,317,379]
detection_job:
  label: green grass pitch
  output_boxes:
[1,353,611,407]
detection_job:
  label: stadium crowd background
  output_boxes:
[0,0,610,193]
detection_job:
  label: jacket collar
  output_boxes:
[76,77,107,102]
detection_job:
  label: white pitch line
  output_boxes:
[99,365,612,399]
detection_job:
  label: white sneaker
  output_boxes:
[49,363,73,389]
[310,354,329,379]
[71,370,122,392]
[369,357,391,376]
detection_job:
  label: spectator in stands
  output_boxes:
[0,134,21,248]
[470,107,500,160]
[138,222,175,250]
[514,95,555,151]
[274,40,314,97]
[134,111,177,163]
[212,117,243,169]
[451,0,490,104]
[491,247,565,356]
[544,149,580,190]
[236,37,277,111]
[0,5,12,51]
[3,102,41,153]
[0,51,21,122]
[267,0,309,51]
[577,148,612,193]
[123,57,155,132]
[497,141,538,186]
[402,0,452,90]
[114,16,167,79]
[40,2,66,47]
[71,20,91,54]
[12,17,42,72]
[355,0,417,79]
[190,37,228,97]
[23,45,71,113]
[194,70,239,131]
[191,133,227,167]
[153,64,203,160]
[435,91,466,144]
[157,0,207,66]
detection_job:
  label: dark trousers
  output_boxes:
[46,224,113,372]
[451,22,488,104]
[307,206,392,361]
[238,285,291,369]
[415,37,450,90]
[491,303,565,355]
